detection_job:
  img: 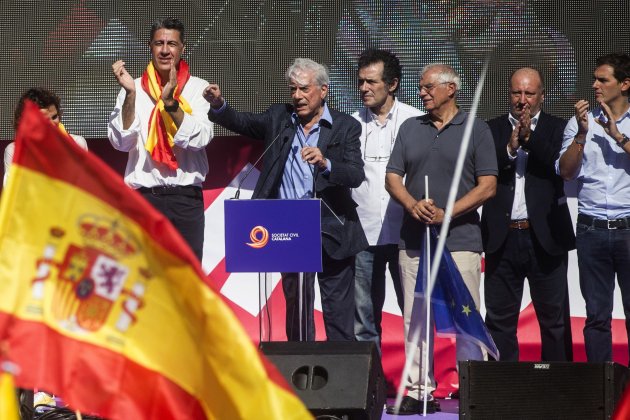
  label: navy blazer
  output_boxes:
[209,103,369,260]
[481,112,575,256]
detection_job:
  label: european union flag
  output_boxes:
[415,227,499,360]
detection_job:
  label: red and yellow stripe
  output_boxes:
[141,60,192,170]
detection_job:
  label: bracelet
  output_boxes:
[163,101,179,112]
[574,136,586,145]
[619,134,630,148]
[573,139,584,153]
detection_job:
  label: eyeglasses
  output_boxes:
[416,82,450,95]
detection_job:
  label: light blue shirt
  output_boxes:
[279,103,333,199]
[556,106,630,219]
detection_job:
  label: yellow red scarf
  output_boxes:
[58,122,69,136]
[141,60,192,170]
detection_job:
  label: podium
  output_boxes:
[224,199,322,273]
[224,199,322,341]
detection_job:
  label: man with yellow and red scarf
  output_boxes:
[108,18,213,261]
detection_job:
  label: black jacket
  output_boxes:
[481,112,575,255]
[209,103,368,260]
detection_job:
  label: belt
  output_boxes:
[509,219,530,229]
[578,214,630,230]
[137,185,202,199]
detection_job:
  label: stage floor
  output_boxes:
[382,398,458,419]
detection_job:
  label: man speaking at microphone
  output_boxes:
[204,58,367,341]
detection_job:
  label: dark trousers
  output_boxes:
[139,187,205,261]
[484,228,572,361]
[354,244,403,347]
[282,251,356,341]
[576,222,630,362]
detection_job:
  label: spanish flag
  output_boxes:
[0,370,19,420]
[0,102,311,419]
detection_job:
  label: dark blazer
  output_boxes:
[481,112,576,256]
[209,103,368,260]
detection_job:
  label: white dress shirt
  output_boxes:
[507,110,540,220]
[352,98,424,245]
[3,134,87,187]
[108,76,214,189]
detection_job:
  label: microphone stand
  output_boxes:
[235,120,291,344]
[233,121,292,199]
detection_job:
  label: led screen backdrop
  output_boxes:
[1,0,629,139]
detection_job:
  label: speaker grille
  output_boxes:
[261,341,386,420]
[459,361,630,420]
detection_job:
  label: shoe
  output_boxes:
[449,389,460,399]
[385,396,441,415]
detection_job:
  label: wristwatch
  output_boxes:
[164,101,179,112]
[619,134,630,148]
[573,136,585,152]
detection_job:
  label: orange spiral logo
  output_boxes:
[246,226,269,249]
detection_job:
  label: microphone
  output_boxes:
[233,121,292,199]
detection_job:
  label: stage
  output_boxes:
[382,398,458,419]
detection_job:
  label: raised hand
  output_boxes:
[518,104,532,143]
[112,60,135,93]
[574,99,590,135]
[161,62,178,104]
[594,100,622,140]
[508,123,520,156]
[203,84,225,109]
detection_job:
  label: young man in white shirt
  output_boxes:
[352,49,423,349]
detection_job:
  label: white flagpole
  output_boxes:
[392,57,490,416]
[422,175,431,417]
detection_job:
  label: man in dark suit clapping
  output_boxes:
[481,67,575,362]
[204,58,368,341]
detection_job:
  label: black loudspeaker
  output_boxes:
[459,361,630,419]
[260,341,386,420]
